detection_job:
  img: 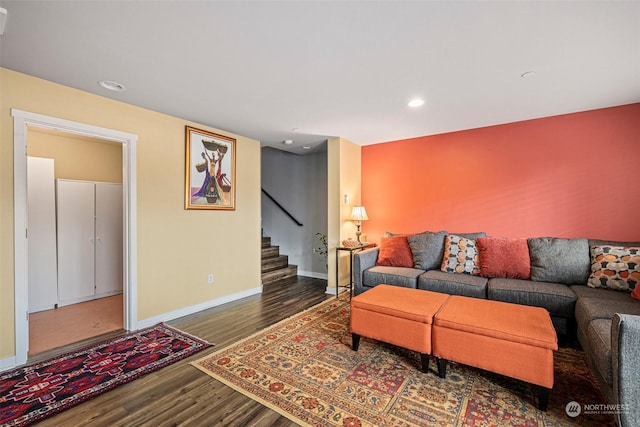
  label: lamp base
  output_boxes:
[355,224,362,244]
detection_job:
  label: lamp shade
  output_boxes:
[350,206,369,221]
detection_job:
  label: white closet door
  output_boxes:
[57,180,96,305]
[95,183,123,296]
[27,157,58,312]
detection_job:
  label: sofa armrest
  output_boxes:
[353,248,379,296]
[612,313,640,427]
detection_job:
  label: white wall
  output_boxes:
[261,147,328,278]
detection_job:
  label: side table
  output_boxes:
[335,243,376,299]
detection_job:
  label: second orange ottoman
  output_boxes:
[432,295,558,410]
[350,284,450,373]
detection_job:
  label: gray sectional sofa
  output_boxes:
[353,233,640,427]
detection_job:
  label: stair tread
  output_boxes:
[261,254,288,263]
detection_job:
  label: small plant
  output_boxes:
[313,232,328,270]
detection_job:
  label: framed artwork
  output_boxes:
[185,126,236,210]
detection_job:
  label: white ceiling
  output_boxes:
[1,1,639,154]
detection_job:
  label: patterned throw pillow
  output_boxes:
[440,234,480,275]
[587,245,640,291]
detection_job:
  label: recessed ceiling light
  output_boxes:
[520,71,536,79]
[283,139,294,145]
[408,99,424,108]
[98,80,126,92]
[302,146,311,150]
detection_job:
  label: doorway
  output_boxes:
[12,109,138,367]
[26,128,124,355]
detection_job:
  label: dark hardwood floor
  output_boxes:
[30,276,332,426]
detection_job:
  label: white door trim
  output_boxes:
[11,109,138,367]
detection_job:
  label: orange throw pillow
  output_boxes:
[477,237,531,279]
[631,286,640,301]
[376,235,414,268]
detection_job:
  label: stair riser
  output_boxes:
[262,256,288,272]
[261,265,298,284]
[261,246,280,258]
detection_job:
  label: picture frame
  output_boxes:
[185,126,236,210]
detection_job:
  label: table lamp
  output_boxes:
[350,206,369,244]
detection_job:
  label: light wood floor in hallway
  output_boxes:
[29,294,123,356]
[26,276,330,426]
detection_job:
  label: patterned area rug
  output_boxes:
[193,297,615,426]
[1,323,212,427]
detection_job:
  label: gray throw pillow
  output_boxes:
[528,237,590,285]
[407,231,448,270]
[456,232,487,240]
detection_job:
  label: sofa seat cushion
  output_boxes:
[487,278,577,318]
[587,319,613,387]
[362,266,422,289]
[417,270,487,298]
[570,285,634,302]
[575,297,640,333]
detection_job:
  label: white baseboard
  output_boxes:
[298,270,328,280]
[136,285,263,329]
[1,286,264,373]
[0,355,18,372]
[325,285,349,296]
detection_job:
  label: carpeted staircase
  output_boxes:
[261,233,297,285]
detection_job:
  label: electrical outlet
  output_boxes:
[207,274,214,284]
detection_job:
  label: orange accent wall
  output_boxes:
[362,103,640,244]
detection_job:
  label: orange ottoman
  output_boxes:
[432,295,558,410]
[350,284,450,373]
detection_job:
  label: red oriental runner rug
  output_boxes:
[0,323,212,427]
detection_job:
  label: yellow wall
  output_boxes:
[28,128,123,183]
[1,68,262,359]
[327,137,362,289]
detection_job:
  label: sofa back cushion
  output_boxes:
[589,239,640,247]
[407,230,448,270]
[528,237,590,285]
[376,235,414,267]
[456,232,487,240]
[477,237,531,279]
